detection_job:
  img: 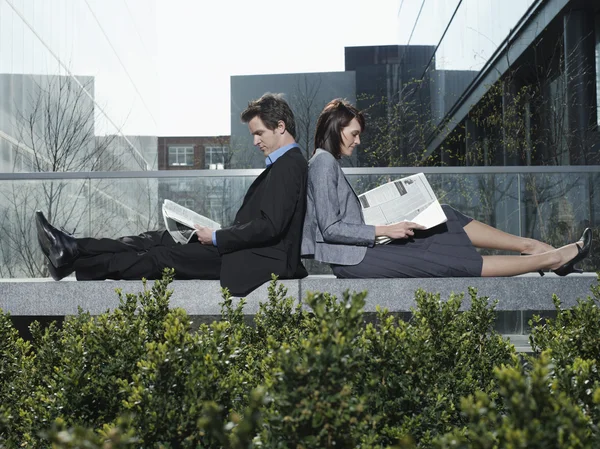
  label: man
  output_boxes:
[36,93,308,296]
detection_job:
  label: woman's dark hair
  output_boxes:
[314,98,365,159]
[241,93,296,139]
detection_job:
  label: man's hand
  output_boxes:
[194,224,214,245]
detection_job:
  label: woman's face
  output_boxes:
[340,118,362,157]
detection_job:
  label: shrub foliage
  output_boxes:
[1,270,599,448]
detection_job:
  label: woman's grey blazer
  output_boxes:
[301,149,376,265]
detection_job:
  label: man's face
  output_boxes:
[248,116,283,157]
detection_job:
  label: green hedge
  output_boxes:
[1,270,599,448]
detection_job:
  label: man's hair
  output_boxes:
[241,93,296,139]
[314,98,365,159]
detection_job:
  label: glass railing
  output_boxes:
[1,166,598,278]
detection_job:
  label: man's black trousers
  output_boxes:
[73,230,222,280]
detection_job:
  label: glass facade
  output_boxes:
[0,0,158,173]
[2,1,596,171]
[0,0,158,273]
[0,0,598,278]
[1,1,596,170]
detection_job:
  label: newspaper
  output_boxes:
[357,173,447,244]
[162,199,221,245]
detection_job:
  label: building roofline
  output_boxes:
[424,0,569,158]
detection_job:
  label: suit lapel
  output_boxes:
[239,165,272,211]
[340,164,361,202]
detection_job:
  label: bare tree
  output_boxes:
[292,74,323,160]
[358,78,438,168]
[0,75,156,277]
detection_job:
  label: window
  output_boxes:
[205,146,228,169]
[168,146,194,166]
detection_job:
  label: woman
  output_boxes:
[301,98,592,278]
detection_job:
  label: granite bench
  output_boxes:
[1,274,597,338]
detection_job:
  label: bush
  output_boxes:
[434,351,600,449]
[529,277,600,424]
[0,270,179,446]
[356,288,516,447]
[0,308,36,445]
[530,280,600,363]
[260,290,372,448]
[1,271,599,447]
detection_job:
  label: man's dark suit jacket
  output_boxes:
[215,147,308,296]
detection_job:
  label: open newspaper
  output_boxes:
[358,173,447,244]
[162,199,221,245]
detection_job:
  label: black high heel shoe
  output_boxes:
[552,228,593,276]
[520,253,545,277]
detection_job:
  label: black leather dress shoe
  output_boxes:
[46,260,75,281]
[35,211,79,268]
[553,228,593,276]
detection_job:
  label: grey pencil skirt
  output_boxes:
[330,205,483,278]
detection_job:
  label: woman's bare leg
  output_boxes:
[480,242,581,276]
[464,219,554,254]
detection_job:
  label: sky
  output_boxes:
[155,0,451,136]
[0,0,534,137]
[154,0,533,137]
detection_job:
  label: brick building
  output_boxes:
[157,135,237,226]
[157,136,230,170]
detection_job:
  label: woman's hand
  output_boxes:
[375,221,425,240]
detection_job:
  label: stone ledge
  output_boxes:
[0,273,597,317]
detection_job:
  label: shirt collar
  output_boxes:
[265,143,299,167]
